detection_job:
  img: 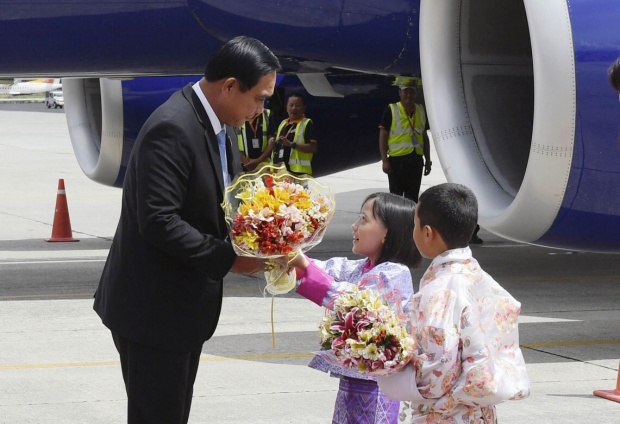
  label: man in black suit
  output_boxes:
[94,36,281,424]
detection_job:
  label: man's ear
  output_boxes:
[223,77,236,93]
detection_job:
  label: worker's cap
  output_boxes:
[392,76,422,90]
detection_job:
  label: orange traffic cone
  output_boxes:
[593,362,620,403]
[45,179,79,242]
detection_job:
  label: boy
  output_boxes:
[377,183,530,423]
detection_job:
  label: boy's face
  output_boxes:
[413,207,432,259]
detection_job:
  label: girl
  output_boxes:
[288,192,422,424]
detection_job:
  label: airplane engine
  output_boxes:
[63,77,192,188]
[62,74,394,188]
[420,0,620,252]
[63,78,127,188]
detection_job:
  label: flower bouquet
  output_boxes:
[222,165,335,295]
[316,286,415,376]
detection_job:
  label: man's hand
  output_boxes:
[245,159,258,172]
[382,159,392,175]
[424,160,432,176]
[274,250,308,271]
[230,256,265,274]
[279,136,293,148]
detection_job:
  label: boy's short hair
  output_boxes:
[417,183,478,249]
[363,192,421,268]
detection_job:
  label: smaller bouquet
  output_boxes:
[222,166,335,295]
[317,286,415,376]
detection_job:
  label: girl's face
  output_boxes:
[351,199,388,265]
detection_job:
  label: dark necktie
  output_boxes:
[217,130,230,186]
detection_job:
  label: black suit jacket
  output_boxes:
[94,84,242,352]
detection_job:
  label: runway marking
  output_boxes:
[200,353,314,362]
[0,361,120,370]
[0,353,314,371]
[0,293,95,300]
[0,259,106,265]
[506,275,620,283]
[3,340,620,372]
[519,315,580,323]
[521,339,620,348]
[0,288,264,300]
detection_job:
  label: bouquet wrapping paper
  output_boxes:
[222,166,335,294]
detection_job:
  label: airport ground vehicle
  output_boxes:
[45,90,63,109]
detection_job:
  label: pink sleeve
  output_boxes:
[295,260,334,306]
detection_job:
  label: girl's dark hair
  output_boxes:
[205,36,281,92]
[364,192,421,268]
[417,183,478,249]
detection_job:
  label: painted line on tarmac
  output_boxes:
[522,339,620,348]
[0,293,95,300]
[507,275,620,283]
[0,288,262,299]
[0,259,106,265]
[0,249,110,260]
[3,340,619,372]
[0,353,314,371]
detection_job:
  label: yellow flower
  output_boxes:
[272,186,291,205]
[362,344,379,360]
[293,196,312,211]
[358,330,373,343]
[237,230,259,250]
[236,187,253,201]
[238,201,254,216]
[253,190,274,209]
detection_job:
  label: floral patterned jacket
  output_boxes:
[296,256,414,380]
[377,247,530,423]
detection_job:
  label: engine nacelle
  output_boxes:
[420,0,620,252]
[62,74,395,188]
[63,78,126,187]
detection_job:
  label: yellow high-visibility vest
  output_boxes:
[387,102,426,157]
[276,117,313,175]
[237,109,272,162]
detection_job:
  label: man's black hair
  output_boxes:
[286,92,306,106]
[364,192,421,268]
[205,36,281,91]
[417,183,478,249]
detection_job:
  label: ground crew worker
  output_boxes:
[238,109,276,172]
[378,76,431,203]
[271,93,317,176]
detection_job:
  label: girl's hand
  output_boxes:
[288,251,309,270]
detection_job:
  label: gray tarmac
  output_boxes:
[1,106,619,423]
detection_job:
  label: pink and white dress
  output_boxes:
[296,256,414,423]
